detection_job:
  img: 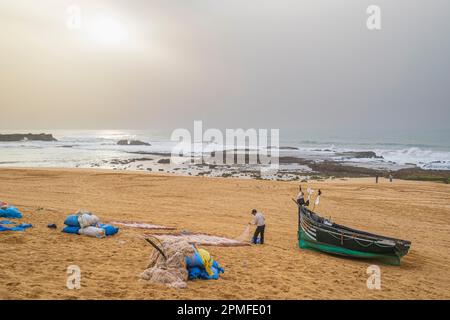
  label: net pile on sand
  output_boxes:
[140,238,195,289]
[151,232,250,247]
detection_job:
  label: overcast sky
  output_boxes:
[1,0,449,139]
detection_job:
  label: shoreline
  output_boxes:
[1,163,449,185]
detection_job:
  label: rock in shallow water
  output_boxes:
[336,151,383,159]
[117,139,151,146]
[0,133,57,142]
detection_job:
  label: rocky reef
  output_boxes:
[0,133,57,142]
[117,140,151,146]
[335,151,383,159]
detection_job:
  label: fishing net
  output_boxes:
[150,232,250,247]
[110,221,175,230]
[235,225,251,242]
[140,237,195,289]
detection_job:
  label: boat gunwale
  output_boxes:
[300,217,398,248]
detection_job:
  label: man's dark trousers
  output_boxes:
[253,225,265,244]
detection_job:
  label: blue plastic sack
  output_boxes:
[185,246,225,280]
[0,206,23,219]
[188,266,204,279]
[185,251,204,268]
[64,215,80,227]
[188,266,213,280]
[208,266,220,280]
[0,223,32,232]
[98,224,119,236]
[16,223,32,229]
[208,264,224,279]
[62,226,80,234]
[0,220,16,225]
[188,264,224,280]
[0,225,16,232]
[212,260,224,271]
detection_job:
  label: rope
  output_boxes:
[354,238,374,247]
[145,236,167,261]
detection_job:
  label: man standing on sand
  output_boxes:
[296,186,305,206]
[296,185,310,207]
[249,209,265,245]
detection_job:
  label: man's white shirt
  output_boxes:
[253,212,265,226]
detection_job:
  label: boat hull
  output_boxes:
[298,230,402,265]
[297,207,410,266]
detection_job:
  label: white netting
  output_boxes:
[235,225,251,242]
[111,221,174,230]
[153,233,249,247]
[140,238,195,289]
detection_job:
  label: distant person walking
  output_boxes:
[249,209,265,245]
[375,175,379,184]
[389,174,393,182]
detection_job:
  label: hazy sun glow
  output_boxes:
[87,16,129,46]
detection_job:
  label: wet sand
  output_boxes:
[1,168,449,299]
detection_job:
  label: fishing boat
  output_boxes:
[297,206,411,265]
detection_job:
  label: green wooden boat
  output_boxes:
[298,206,411,265]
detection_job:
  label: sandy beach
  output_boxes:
[1,168,450,299]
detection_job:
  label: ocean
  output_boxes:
[0,130,449,172]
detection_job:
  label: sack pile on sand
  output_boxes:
[140,238,195,289]
[0,220,32,232]
[0,202,31,232]
[62,210,119,238]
